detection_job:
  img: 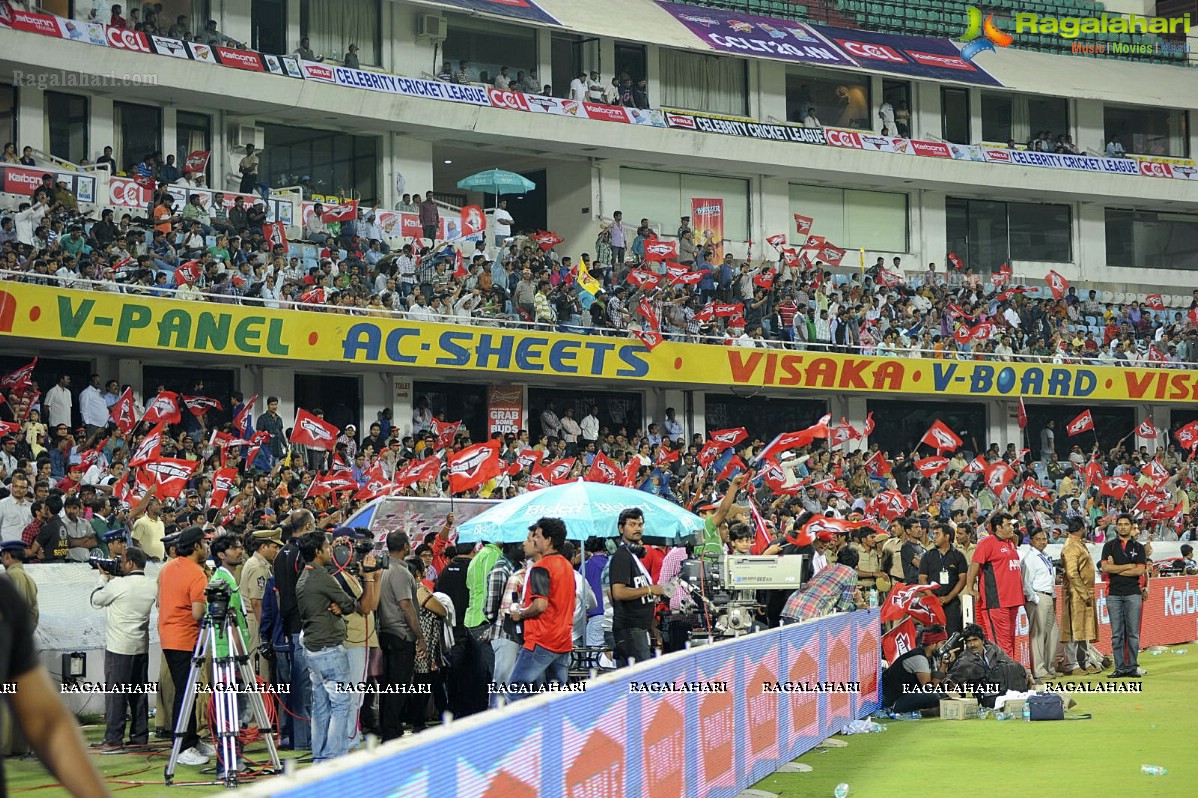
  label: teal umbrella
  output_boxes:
[455,168,535,198]
[455,480,705,545]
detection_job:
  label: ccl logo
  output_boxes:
[106,26,150,52]
[836,40,906,63]
[1139,161,1174,178]
[960,6,1014,61]
[110,179,151,207]
[488,88,530,111]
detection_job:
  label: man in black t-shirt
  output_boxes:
[436,543,478,717]
[1100,513,1147,678]
[33,496,69,563]
[609,508,665,667]
[1,578,107,795]
[918,523,969,634]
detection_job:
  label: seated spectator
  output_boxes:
[18,146,35,167]
[453,61,471,84]
[494,66,512,90]
[436,61,453,81]
[344,44,360,70]
[1106,136,1127,158]
[0,142,17,164]
[802,107,822,128]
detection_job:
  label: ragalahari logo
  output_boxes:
[959,6,1014,61]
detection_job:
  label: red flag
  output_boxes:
[864,450,890,478]
[537,457,577,486]
[717,455,747,482]
[711,302,744,318]
[532,230,564,252]
[585,451,620,484]
[1189,307,1198,328]
[1174,421,1198,451]
[306,471,360,498]
[758,428,818,462]
[914,456,950,477]
[1021,478,1052,501]
[322,201,358,223]
[876,269,902,289]
[667,270,704,287]
[141,391,181,425]
[395,456,442,489]
[765,233,787,248]
[747,496,773,555]
[140,457,199,500]
[752,270,777,290]
[243,431,273,471]
[627,269,664,290]
[643,239,678,263]
[632,329,664,350]
[232,395,256,440]
[697,439,728,469]
[869,490,909,520]
[1135,418,1157,439]
[656,447,681,468]
[173,259,203,286]
[514,449,546,475]
[109,388,138,434]
[0,357,36,393]
[1045,269,1069,300]
[952,323,973,347]
[263,221,287,252]
[920,420,962,453]
[0,421,19,436]
[947,252,963,271]
[430,418,462,451]
[880,582,945,625]
[803,235,826,251]
[989,263,1011,288]
[183,150,210,173]
[1083,457,1104,489]
[863,412,875,437]
[209,467,240,509]
[780,249,800,268]
[1066,410,1094,437]
[882,618,917,663]
[818,244,846,266]
[448,440,502,493]
[79,445,107,474]
[995,286,1029,303]
[182,395,222,417]
[1100,475,1137,500]
[793,214,813,236]
[353,461,393,501]
[1017,398,1028,430]
[971,321,998,341]
[290,408,340,450]
[636,296,660,330]
[985,461,1015,492]
[1143,458,1169,485]
[1145,294,1165,310]
[298,287,326,305]
[460,204,486,237]
[964,455,987,475]
[618,459,641,488]
[453,249,467,279]
[831,418,861,445]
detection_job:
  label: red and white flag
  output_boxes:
[632,329,664,351]
[627,269,663,290]
[109,387,138,434]
[298,287,326,305]
[914,456,950,477]
[643,239,678,263]
[947,252,963,271]
[667,269,703,287]
[183,150,210,173]
[876,269,902,289]
[129,423,167,467]
[1100,475,1137,500]
[585,452,620,484]
[1174,421,1198,451]
[803,235,825,251]
[920,420,962,453]
[882,618,917,663]
[263,221,287,252]
[448,440,502,494]
[863,412,875,437]
[537,457,576,486]
[1045,269,1069,300]
[765,233,787,248]
[532,230,564,252]
[1145,294,1165,310]
[818,244,847,267]
[1021,478,1052,501]
[140,457,199,500]
[985,461,1016,492]
[182,395,222,417]
[290,408,339,450]
[395,456,442,489]
[231,395,256,440]
[354,461,393,501]
[322,201,358,222]
[758,428,819,462]
[1135,417,1157,439]
[430,418,462,451]
[880,583,946,626]
[209,467,240,509]
[636,296,660,330]
[793,214,814,237]
[141,391,181,425]
[0,357,36,393]
[1066,409,1094,437]
[174,259,203,286]
[1017,397,1028,430]
[306,471,360,498]
[460,204,486,237]
[1143,458,1169,485]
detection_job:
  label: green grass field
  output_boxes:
[6,645,1197,796]
[756,644,1198,798]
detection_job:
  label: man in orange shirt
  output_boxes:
[157,525,213,766]
[506,518,576,697]
[153,196,179,237]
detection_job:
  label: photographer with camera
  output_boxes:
[942,623,1031,707]
[294,530,359,763]
[880,624,950,713]
[157,525,214,766]
[328,529,381,751]
[91,546,156,750]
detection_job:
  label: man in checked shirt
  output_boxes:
[487,540,532,705]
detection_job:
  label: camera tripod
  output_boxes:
[163,610,281,788]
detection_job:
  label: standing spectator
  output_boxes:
[539,401,561,441]
[485,542,525,702]
[506,518,576,694]
[294,530,357,763]
[0,473,33,544]
[377,532,425,740]
[453,61,471,84]
[1059,518,1099,674]
[559,407,582,455]
[632,79,649,109]
[586,70,604,102]
[238,144,260,195]
[964,512,1023,659]
[464,538,503,712]
[878,98,895,134]
[492,199,513,250]
[609,508,665,667]
[435,542,475,716]
[419,194,439,243]
[79,374,108,438]
[568,71,587,101]
[255,397,285,469]
[580,406,600,447]
[1101,514,1147,678]
[493,66,511,90]
[1020,528,1060,680]
[44,374,73,429]
[157,526,212,767]
[607,211,626,266]
[91,546,157,750]
[1040,420,1055,460]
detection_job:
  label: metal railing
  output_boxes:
[3,269,1194,370]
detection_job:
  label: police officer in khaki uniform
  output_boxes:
[239,528,283,678]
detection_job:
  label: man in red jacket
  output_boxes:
[505,518,576,697]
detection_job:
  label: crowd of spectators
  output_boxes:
[3,175,1198,368]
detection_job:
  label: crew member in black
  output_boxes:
[918,522,969,635]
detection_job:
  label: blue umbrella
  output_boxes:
[455,481,705,544]
[455,168,535,198]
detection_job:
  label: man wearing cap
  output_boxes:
[1,540,38,628]
[91,547,157,750]
[918,523,968,635]
[157,526,213,766]
[811,531,836,576]
[102,528,128,560]
[853,530,888,595]
[240,529,282,677]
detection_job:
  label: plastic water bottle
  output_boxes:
[1140,765,1168,776]
[1174,649,1187,655]
[868,588,878,609]
[1022,701,1031,721]
[977,707,989,719]
[834,784,850,798]
[995,711,1012,721]
[1150,650,1163,656]
[905,711,921,720]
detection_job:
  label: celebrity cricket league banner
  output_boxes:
[256,610,880,798]
[691,197,725,261]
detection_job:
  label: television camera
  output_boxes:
[673,554,806,640]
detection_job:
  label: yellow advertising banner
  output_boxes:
[2,282,1196,403]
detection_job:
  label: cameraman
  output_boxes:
[328,531,380,751]
[943,623,1031,707]
[156,525,213,767]
[91,546,156,749]
[294,530,358,763]
[274,510,316,751]
[880,625,950,713]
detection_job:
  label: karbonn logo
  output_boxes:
[1164,584,1198,617]
[836,40,906,62]
[487,88,529,111]
[300,417,333,440]
[6,171,42,189]
[1139,161,1174,178]
[106,26,150,52]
